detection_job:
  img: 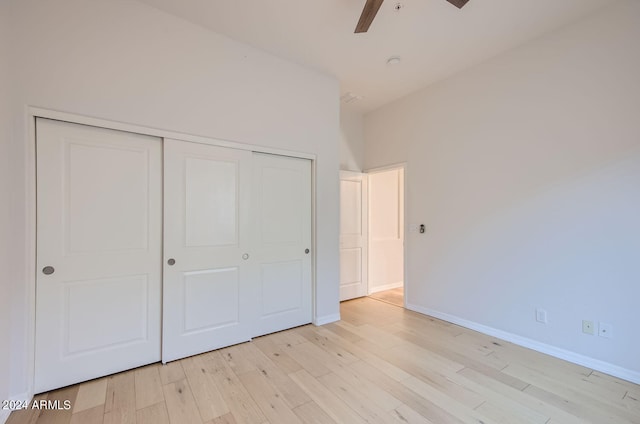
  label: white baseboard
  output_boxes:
[406,303,640,385]
[369,281,403,294]
[1,391,33,424]
[314,313,341,326]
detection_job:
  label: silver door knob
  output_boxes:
[42,266,55,275]
[167,258,176,266]
[242,253,249,260]
[305,249,310,254]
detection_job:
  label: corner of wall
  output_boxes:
[313,313,341,326]
[339,107,365,172]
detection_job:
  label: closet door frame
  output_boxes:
[25,107,317,398]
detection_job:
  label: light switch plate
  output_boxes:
[535,308,548,324]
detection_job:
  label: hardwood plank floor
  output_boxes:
[8,297,640,424]
[369,287,404,307]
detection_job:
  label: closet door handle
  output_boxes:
[242,253,249,260]
[42,266,55,275]
[167,258,176,266]
[304,249,310,254]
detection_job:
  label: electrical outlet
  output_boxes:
[582,320,595,335]
[535,308,548,324]
[599,322,613,339]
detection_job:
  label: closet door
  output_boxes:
[162,139,252,363]
[252,153,312,337]
[35,119,162,393]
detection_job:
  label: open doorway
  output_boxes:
[338,166,405,307]
[367,166,405,307]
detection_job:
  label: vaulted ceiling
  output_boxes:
[137,0,617,112]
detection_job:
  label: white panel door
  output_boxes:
[35,118,162,393]
[339,171,368,301]
[252,153,312,337]
[163,139,252,363]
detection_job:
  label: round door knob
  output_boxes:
[42,266,55,275]
[167,258,176,266]
[242,253,249,260]
[305,249,310,254]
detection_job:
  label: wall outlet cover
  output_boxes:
[582,320,595,335]
[535,308,548,324]
[599,322,613,339]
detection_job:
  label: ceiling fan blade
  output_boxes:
[355,0,385,33]
[445,0,470,8]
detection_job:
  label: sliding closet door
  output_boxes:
[252,153,312,337]
[35,119,162,393]
[162,139,252,363]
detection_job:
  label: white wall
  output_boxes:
[340,108,365,171]
[4,0,340,400]
[368,168,404,293]
[0,2,15,420]
[365,0,640,381]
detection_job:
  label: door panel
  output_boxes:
[340,180,363,235]
[66,142,150,252]
[185,158,239,247]
[339,171,368,301]
[260,261,303,316]
[162,139,252,363]
[182,267,240,333]
[35,118,162,393]
[252,153,312,337]
[340,248,362,290]
[64,275,149,354]
[260,167,304,244]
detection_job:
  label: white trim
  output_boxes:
[339,169,365,179]
[406,303,640,385]
[313,313,341,326]
[402,164,408,309]
[24,106,37,401]
[311,158,319,337]
[25,106,319,396]
[28,107,316,160]
[368,281,403,294]
[365,162,408,175]
[1,391,33,424]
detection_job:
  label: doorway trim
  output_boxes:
[25,106,318,400]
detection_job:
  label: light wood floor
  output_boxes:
[8,297,640,424]
[369,287,404,307]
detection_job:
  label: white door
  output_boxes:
[339,171,368,301]
[252,153,312,337]
[162,139,252,363]
[35,119,162,393]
